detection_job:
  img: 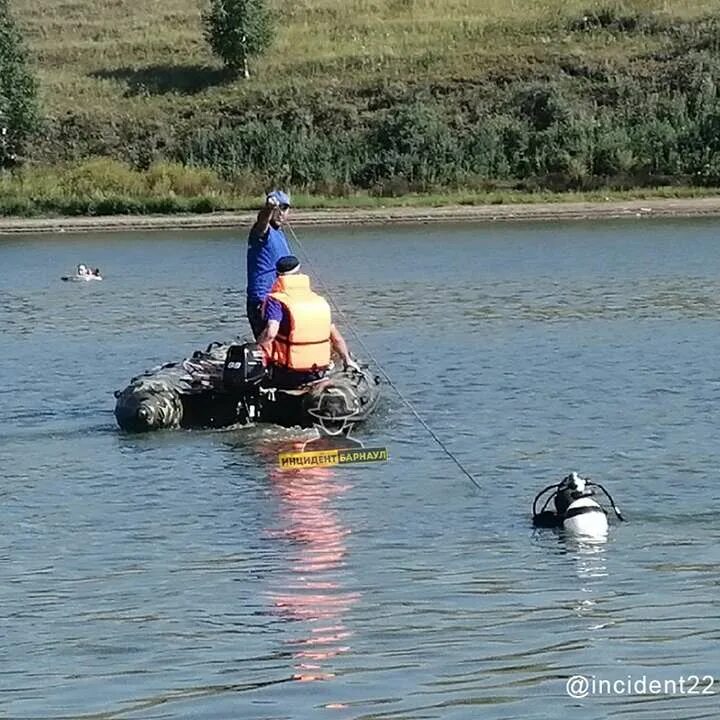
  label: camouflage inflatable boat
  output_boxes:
[114,340,380,432]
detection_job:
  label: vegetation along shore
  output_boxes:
[3,1,720,217]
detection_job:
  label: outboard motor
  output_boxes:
[223,343,267,420]
[532,472,624,538]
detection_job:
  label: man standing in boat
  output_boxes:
[258,255,360,389]
[246,190,292,339]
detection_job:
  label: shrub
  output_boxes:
[0,0,40,166]
[64,158,145,197]
[202,0,274,78]
[145,162,224,197]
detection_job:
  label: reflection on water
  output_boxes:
[260,438,359,687]
[567,538,610,626]
[570,540,609,580]
[531,527,612,627]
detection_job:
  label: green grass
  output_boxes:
[1,157,718,218]
[6,0,720,211]
[13,0,720,117]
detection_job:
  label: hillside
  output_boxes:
[6,0,720,209]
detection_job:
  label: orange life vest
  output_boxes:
[266,274,331,371]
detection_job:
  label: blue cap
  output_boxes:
[267,190,291,207]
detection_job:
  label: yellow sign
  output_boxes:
[278,446,389,470]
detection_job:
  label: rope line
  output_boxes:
[286,223,482,491]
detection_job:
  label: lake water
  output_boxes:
[1,218,718,719]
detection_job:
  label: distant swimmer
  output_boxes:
[61,264,103,282]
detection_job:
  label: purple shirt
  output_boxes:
[264,297,290,335]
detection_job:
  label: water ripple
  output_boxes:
[3,222,720,719]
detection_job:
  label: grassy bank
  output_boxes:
[6,0,720,209]
[2,158,720,218]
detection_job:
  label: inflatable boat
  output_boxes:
[114,340,380,433]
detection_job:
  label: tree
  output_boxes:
[0,0,40,167]
[202,0,274,79]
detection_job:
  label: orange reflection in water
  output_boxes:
[265,440,360,686]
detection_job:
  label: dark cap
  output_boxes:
[276,255,301,275]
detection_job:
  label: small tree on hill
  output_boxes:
[202,0,274,79]
[0,0,40,167]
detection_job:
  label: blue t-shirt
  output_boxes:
[246,225,291,303]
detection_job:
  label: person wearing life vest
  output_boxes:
[246,190,292,339]
[258,256,360,388]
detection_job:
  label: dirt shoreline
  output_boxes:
[2,196,720,234]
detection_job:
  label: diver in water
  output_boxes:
[532,472,624,536]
